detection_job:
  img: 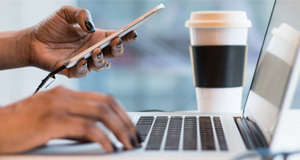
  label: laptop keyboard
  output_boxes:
[136,116,228,151]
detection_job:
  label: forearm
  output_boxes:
[0,28,31,69]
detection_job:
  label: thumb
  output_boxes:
[57,5,95,33]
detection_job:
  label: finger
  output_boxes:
[97,105,134,150]
[87,124,116,153]
[48,88,136,149]
[103,30,138,58]
[69,92,136,137]
[57,5,95,33]
[105,30,137,43]
[68,59,90,78]
[105,96,141,144]
[56,117,115,153]
[121,30,138,43]
[89,48,107,71]
[103,37,123,58]
[64,94,134,150]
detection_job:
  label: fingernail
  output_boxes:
[85,20,95,32]
[129,136,136,148]
[97,52,103,59]
[136,131,142,143]
[116,40,123,48]
[82,62,88,68]
[130,135,141,148]
[133,32,138,40]
[111,143,117,152]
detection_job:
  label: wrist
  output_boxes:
[15,27,34,67]
[0,27,34,69]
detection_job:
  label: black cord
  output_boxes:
[33,65,66,94]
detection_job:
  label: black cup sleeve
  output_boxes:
[190,45,247,88]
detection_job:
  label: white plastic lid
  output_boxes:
[185,11,252,28]
[272,23,300,48]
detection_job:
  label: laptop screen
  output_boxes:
[244,0,300,138]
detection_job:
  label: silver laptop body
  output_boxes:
[3,0,300,159]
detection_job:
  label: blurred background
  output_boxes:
[0,0,277,111]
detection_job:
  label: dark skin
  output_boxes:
[0,6,138,154]
[29,5,136,77]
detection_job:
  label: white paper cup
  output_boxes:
[186,11,251,113]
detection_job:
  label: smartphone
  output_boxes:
[64,3,165,68]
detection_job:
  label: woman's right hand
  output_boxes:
[0,86,140,154]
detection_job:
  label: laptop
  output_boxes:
[3,0,300,159]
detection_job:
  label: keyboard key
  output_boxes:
[199,116,216,150]
[213,117,228,151]
[146,116,168,150]
[136,116,154,142]
[183,116,197,150]
[165,116,183,150]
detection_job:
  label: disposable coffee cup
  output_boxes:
[185,11,252,113]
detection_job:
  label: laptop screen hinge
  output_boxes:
[235,117,269,150]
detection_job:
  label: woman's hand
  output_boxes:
[0,86,140,154]
[27,5,137,78]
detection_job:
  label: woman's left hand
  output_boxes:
[27,5,137,78]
